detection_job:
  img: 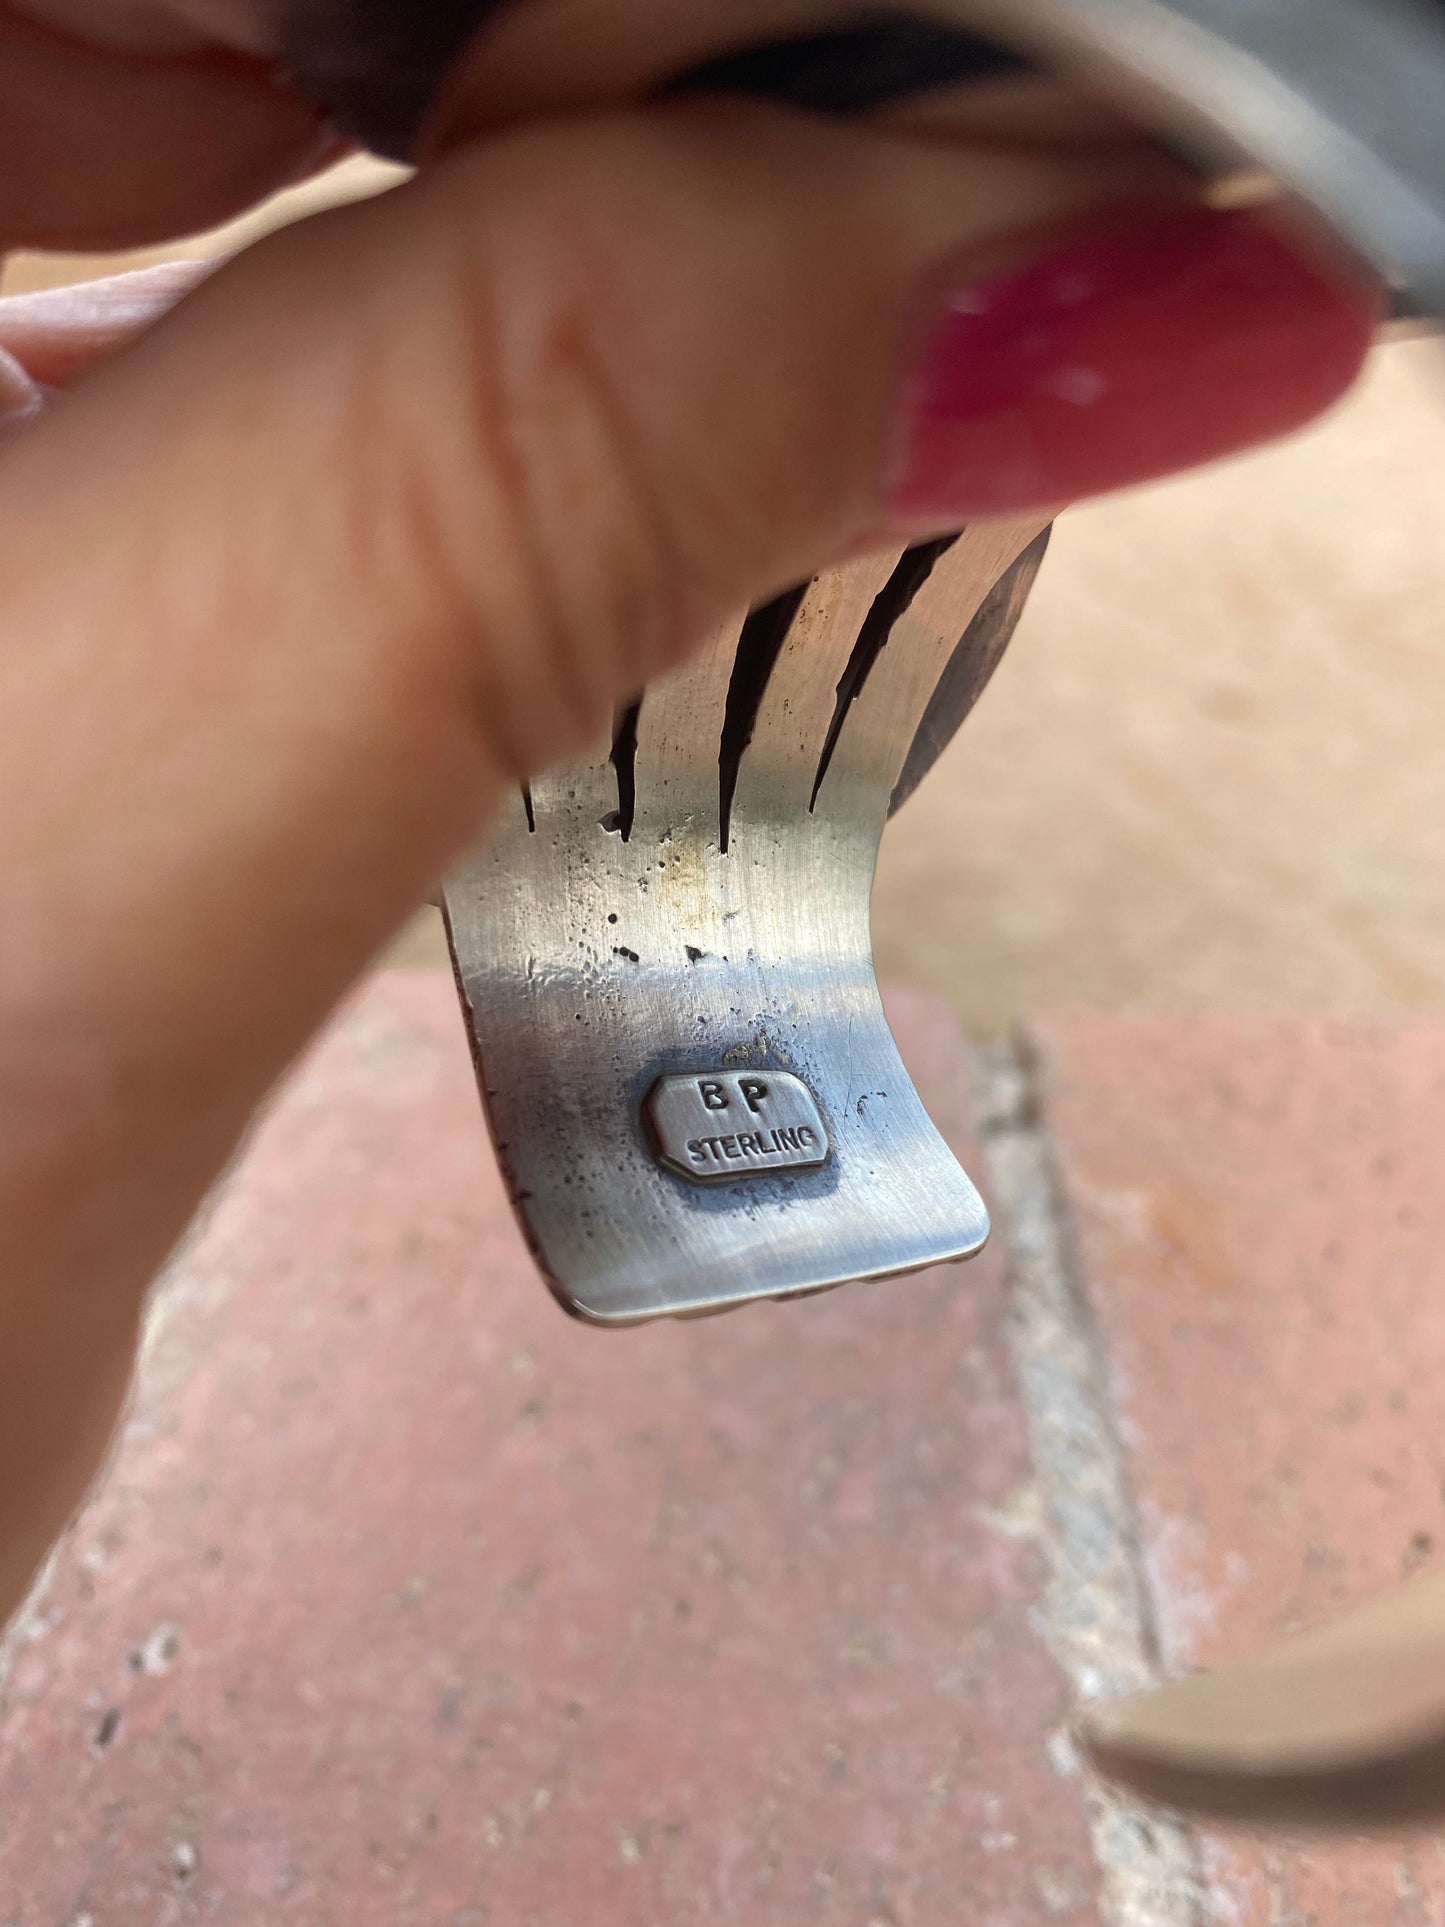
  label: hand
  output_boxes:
[0,18,1380,1621]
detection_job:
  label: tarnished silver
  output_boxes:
[443,519,1048,1324]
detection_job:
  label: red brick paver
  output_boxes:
[1033,1014,1445,1925]
[0,975,1095,1927]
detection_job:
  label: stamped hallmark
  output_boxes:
[644,1071,830,1183]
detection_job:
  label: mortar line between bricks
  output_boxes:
[972,1031,1208,1927]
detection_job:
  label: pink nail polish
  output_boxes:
[889,205,1381,525]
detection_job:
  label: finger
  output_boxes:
[0,260,212,387]
[0,1,331,252]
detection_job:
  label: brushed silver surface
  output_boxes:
[443,519,1046,1324]
[645,1070,829,1184]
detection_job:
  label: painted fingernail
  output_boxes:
[889,205,1381,524]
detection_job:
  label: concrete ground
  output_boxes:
[10,162,1445,1036]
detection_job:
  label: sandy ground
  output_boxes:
[10,167,1445,1036]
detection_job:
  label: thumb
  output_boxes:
[2,103,1373,1283]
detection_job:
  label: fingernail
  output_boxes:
[0,347,42,429]
[889,205,1381,524]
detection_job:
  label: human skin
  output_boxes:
[0,4,1378,1624]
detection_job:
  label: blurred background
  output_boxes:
[11,156,1445,1038]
